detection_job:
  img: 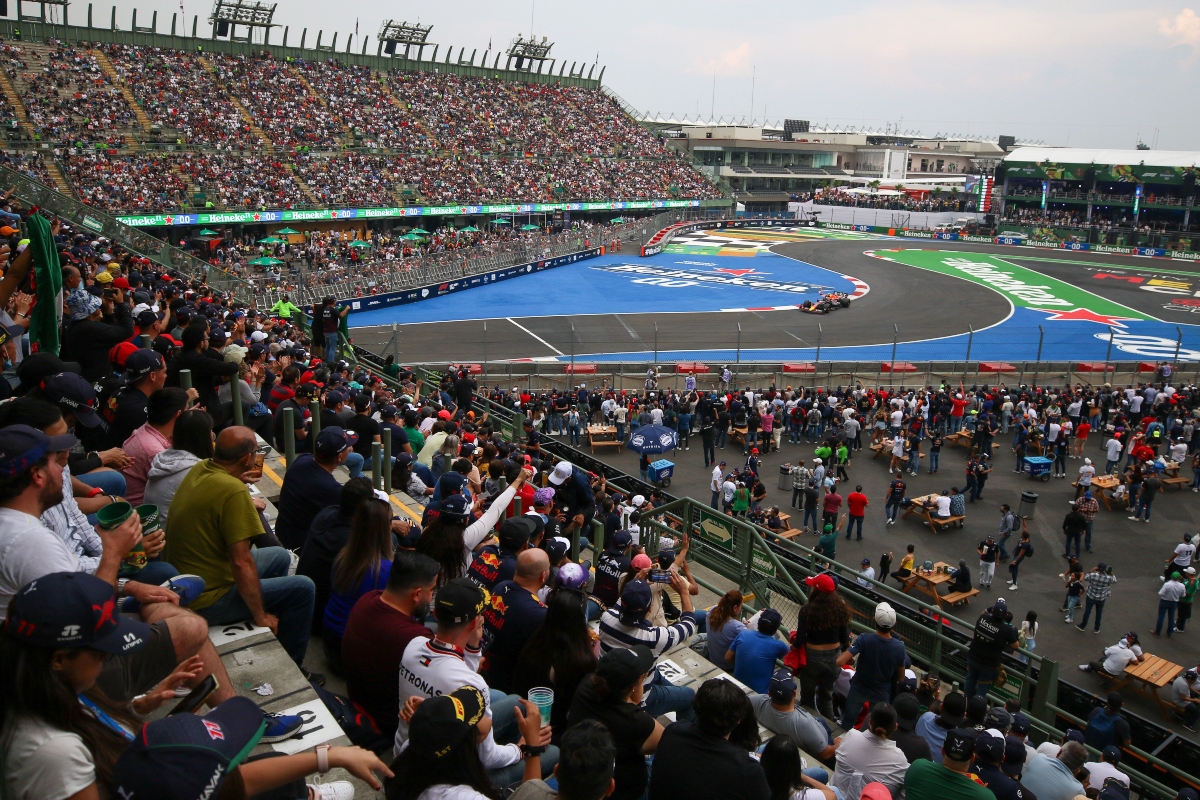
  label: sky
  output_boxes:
[88,0,1200,150]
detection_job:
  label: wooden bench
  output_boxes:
[928,515,965,533]
[728,426,748,448]
[1160,475,1190,491]
[942,588,980,607]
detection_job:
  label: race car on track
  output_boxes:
[799,291,852,314]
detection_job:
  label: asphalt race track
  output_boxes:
[348,231,1200,365]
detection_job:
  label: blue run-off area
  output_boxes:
[346,251,856,327]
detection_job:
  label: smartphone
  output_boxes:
[168,674,219,716]
[649,568,672,584]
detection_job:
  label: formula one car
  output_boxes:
[799,291,852,314]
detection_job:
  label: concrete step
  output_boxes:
[90,48,153,131]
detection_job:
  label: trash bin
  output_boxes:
[778,463,792,490]
[1018,490,1038,519]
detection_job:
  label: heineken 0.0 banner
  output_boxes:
[116,199,703,228]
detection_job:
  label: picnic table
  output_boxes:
[586,425,622,454]
[1105,654,1184,722]
[1075,473,1121,509]
[728,426,749,448]
[1159,461,1190,491]
[902,493,964,533]
[901,560,955,609]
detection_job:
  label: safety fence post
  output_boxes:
[382,428,393,494]
[371,442,383,491]
[282,406,296,466]
[311,398,321,437]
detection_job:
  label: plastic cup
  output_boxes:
[96,500,134,530]
[527,687,554,726]
[255,451,266,470]
[136,504,161,535]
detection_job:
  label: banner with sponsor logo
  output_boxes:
[115,200,703,228]
[341,247,603,314]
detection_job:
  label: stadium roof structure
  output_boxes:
[1004,146,1200,169]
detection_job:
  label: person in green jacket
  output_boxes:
[814,443,833,462]
[732,481,750,517]
[270,294,301,319]
[816,524,838,563]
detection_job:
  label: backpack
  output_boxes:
[311,681,391,751]
[1084,708,1117,750]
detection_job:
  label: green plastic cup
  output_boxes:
[136,504,161,535]
[96,500,134,530]
[527,687,554,726]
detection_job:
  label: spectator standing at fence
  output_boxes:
[836,603,907,730]
[964,598,1019,697]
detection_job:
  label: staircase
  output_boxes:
[45,159,72,194]
[91,49,153,133]
[284,163,321,206]
[0,69,34,138]
[379,77,441,150]
[288,65,328,109]
[197,57,272,148]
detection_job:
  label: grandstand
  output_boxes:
[0,24,728,218]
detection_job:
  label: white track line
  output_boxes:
[506,317,564,355]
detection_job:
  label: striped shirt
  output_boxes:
[1085,571,1117,601]
[41,465,103,575]
[599,603,697,696]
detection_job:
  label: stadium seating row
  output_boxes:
[0,40,721,212]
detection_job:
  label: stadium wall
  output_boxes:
[0,18,600,88]
[341,246,604,317]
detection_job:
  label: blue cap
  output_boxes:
[440,493,471,521]
[609,530,632,550]
[125,348,164,381]
[314,426,358,458]
[41,372,100,427]
[4,571,150,653]
[0,424,78,476]
[769,668,797,702]
[619,580,652,620]
[975,730,1005,762]
[112,697,266,800]
[324,389,346,407]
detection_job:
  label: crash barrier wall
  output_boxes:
[341,362,1200,394]
[792,202,988,229]
[339,353,1200,799]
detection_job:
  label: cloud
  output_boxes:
[692,42,752,75]
[1159,8,1200,54]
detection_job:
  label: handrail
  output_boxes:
[0,164,258,303]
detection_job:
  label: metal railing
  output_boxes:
[350,360,1196,798]
[0,163,259,301]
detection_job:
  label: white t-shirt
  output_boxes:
[1,716,94,800]
[712,466,723,492]
[1083,761,1129,787]
[934,496,951,517]
[1101,643,1140,675]
[0,508,79,621]
[1174,542,1196,566]
[1078,464,1095,484]
[1106,438,1124,460]
[394,638,521,769]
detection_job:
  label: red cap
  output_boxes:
[804,573,837,594]
[437,409,452,420]
[108,341,139,368]
[112,277,130,289]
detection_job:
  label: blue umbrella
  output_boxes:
[628,425,679,455]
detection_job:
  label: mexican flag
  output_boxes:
[26,214,62,354]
